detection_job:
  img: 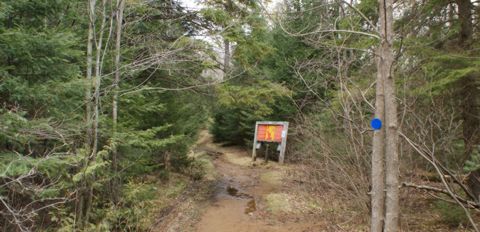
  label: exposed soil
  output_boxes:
[151,131,326,232]
[193,134,325,232]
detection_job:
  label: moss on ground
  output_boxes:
[260,170,283,187]
[265,193,294,214]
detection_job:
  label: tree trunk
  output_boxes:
[456,0,480,203]
[371,41,386,232]
[85,0,95,153]
[111,0,125,204]
[223,38,230,75]
[456,0,478,160]
[76,0,97,227]
[457,0,473,46]
[91,0,108,158]
[380,0,399,231]
[85,0,108,223]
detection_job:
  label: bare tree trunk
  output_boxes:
[85,0,95,155]
[76,0,97,227]
[371,42,386,232]
[371,0,398,230]
[379,0,399,231]
[111,0,125,204]
[91,0,108,158]
[85,0,109,223]
[223,39,230,75]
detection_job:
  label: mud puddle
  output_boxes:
[194,150,266,232]
[194,149,297,232]
[211,174,257,214]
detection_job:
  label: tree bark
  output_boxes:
[85,0,108,223]
[371,42,386,232]
[91,0,108,158]
[85,0,95,154]
[380,0,399,231]
[371,1,391,231]
[111,0,125,204]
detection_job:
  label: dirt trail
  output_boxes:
[192,132,323,232]
[150,131,325,232]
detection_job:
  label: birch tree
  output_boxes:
[111,0,125,204]
[76,0,98,226]
[78,0,115,225]
[85,0,115,223]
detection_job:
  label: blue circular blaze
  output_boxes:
[370,118,382,130]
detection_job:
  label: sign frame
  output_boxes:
[251,121,289,164]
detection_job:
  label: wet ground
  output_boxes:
[151,131,325,232]
[192,133,322,232]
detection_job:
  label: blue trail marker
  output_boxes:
[370,118,382,130]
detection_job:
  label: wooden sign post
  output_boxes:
[251,121,289,164]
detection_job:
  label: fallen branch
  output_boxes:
[402,182,480,210]
[400,131,479,231]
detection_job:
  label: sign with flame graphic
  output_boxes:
[256,124,284,142]
[252,121,289,164]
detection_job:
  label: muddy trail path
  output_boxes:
[151,131,326,232]
[193,132,325,232]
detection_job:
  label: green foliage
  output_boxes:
[410,51,480,96]
[464,149,480,172]
[0,0,211,230]
[211,81,293,145]
[97,177,189,232]
[110,181,158,231]
[201,8,232,26]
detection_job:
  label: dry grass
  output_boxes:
[224,152,252,167]
[285,164,480,231]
